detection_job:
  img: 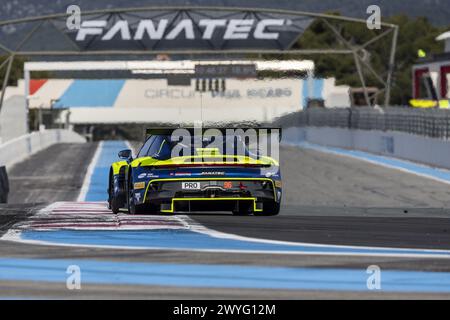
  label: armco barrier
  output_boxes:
[0,129,86,169]
[283,127,450,170]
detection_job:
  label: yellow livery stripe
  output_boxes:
[160,197,262,213]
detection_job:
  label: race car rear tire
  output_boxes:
[257,201,280,216]
[127,189,151,214]
[110,197,120,215]
[109,175,120,214]
[128,194,146,214]
[127,171,142,215]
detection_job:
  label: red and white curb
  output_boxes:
[3,201,189,233]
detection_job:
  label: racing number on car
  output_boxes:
[223,181,233,189]
[182,182,201,190]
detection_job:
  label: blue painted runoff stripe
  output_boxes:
[54,80,125,108]
[0,258,450,293]
[20,229,450,257]
[85,141,128,202]
[293,141,450,184]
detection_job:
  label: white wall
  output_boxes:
[0,95,28,143]
[322,78,350,108]
[283,126,450,170]
[0,129,86,169]
[3,80,25,102]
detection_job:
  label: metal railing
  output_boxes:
[275,107,450,139]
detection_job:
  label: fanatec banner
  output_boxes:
[65,9,313,51]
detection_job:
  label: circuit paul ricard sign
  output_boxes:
[0,8,314,53]
[70,9,312,51]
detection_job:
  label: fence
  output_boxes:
[275,107,450,139]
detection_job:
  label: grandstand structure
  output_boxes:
[0,6,398,140]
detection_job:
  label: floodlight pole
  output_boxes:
[384,26,399,107]
[353,51,372,107]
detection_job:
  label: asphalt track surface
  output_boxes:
[7,143,97,204]
[1,142,450,299]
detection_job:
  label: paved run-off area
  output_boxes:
[1,141,450,299]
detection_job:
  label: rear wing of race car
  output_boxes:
[141,127,282,164]
[145,127,282,141]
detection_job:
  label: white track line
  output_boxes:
[77,141,103,202]
[177,215,450,258]
[3,233,450,259]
